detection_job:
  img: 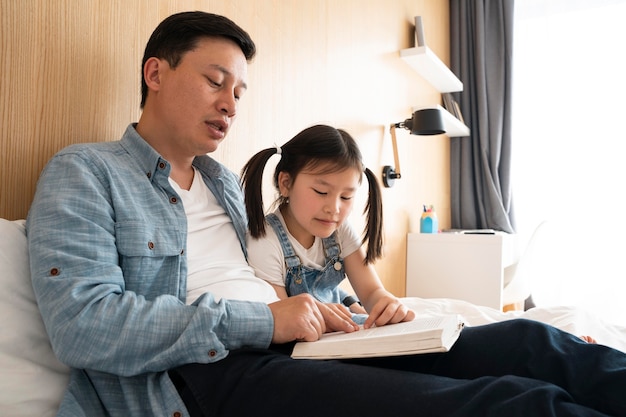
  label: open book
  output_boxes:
[292,314,464,360]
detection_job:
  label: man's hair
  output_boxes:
[140,11,256,108]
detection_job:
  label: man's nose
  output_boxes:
[217,91,237,117]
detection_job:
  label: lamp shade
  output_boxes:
[382,108,446,187]
[398,108,445,136]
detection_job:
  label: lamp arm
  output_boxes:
[390,124,401,178]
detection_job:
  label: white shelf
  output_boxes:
[400,46,463,93]
[412,105,470,137]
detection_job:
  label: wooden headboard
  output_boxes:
[1,0,452,297]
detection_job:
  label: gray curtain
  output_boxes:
[449,0,515,233]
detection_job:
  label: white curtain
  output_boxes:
[512,0,626,326]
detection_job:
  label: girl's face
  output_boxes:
[278,166,361,249]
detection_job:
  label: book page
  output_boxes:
[319,316,448,342]
[292,315,464,359]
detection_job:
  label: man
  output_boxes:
[28,11,626,417]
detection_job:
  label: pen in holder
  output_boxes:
[420,205,438,234]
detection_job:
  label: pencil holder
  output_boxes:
[420,205,438,234]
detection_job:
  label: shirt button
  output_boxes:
[50,267,60,276]
[334,261,342,271]
[158,162,166,169]
[170,196,178,204]
[148,241,154,250]
[208,349,217,357]
[172,412,182,417]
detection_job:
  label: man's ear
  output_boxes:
[143,57,164,92]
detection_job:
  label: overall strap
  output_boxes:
[322,231,341,261]
[265,213,301,268]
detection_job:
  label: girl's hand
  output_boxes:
[363,294,415,329]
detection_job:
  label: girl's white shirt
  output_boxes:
[246,208,361,288]
[169,167,279,305]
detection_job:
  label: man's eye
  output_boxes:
[207,77,222,87]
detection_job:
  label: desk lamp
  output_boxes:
[382,108,445,187]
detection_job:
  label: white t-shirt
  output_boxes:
[247,208,362,288]
[169,168,279,305]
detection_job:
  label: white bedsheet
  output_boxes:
[401,296,626,353]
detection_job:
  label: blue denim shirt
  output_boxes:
[26,124,274,417]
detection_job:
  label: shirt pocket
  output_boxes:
[115,220,185,298]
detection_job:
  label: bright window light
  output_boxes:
[512,0,626,326]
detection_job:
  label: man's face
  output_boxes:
[151,37,248,157]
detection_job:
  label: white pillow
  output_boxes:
[0,218,69,417]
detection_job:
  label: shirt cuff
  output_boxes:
[222,299,274,350]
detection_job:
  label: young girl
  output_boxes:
[241,124,415,328]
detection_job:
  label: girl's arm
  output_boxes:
[343,247,415,328]
[270,283,289,299]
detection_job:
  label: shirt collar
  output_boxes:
[119,123,166,182]
[119,123,229,183]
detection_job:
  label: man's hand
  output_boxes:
[268,294,359,344]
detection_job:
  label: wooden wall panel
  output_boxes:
[1,0,451,296]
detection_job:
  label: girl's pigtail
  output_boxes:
[362,167,384,263]
[241,148,278,238]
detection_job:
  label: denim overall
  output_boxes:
[266,213,367,325]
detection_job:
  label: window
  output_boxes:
[512,0,626,326]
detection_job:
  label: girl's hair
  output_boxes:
[241,124,384,263]
[140,11,256,108]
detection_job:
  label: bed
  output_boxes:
[2,217,626,417]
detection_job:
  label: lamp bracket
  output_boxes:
[382,165,401,188]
